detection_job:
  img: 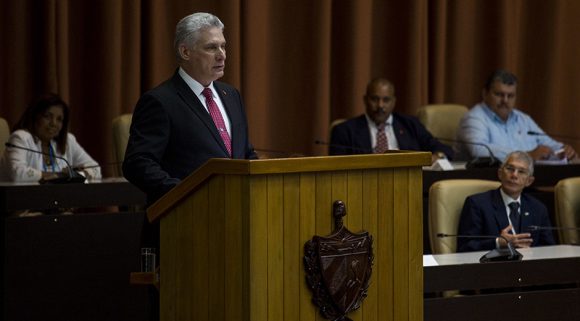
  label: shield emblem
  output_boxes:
[304,200,373,321]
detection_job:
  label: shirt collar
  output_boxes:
[499,188,521,207]
[178,67,217,98]
[365,113,393,128]
[482,102,518,123]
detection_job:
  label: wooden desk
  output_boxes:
[424,245,580,321]
[1,178,149,321]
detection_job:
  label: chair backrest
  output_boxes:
[429,179,501,254]
[324,118,347,154]
[329,118,346,137]
[554,177,580,245]
[0,117,9,156]
[417,104,468,142]
[112,114,132,176]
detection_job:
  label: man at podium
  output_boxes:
[124,12,258,321]
[123,12,257,206]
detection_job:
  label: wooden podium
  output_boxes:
[147,152,430,321]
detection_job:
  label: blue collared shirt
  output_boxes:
[456,102,563,161]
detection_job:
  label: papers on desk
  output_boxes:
[423,161,467,171]
[423,158,453,171]
[535,148,569,165]
[423,255,439,266]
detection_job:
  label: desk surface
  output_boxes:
[423,163,580,189]
[424,244,580,266]
[0,177,146,212]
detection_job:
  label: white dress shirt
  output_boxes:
[178,67,231,136]
[365,114,399,150]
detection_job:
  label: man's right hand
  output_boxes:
[528,145,554,160]
[499,225,533,248]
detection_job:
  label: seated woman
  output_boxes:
[0,93,101,182]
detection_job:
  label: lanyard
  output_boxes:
[42,144,57,173]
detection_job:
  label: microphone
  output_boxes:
[528,225,580,246]
[527,131,580,141]
[437,233,523,263]
[314,140,373,154]
[528,225,580,231]
[5,142,86,184]
[436,138,501,169]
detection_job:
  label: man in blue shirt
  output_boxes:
[456,69,577,162]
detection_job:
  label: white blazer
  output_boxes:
[0,129,101,182]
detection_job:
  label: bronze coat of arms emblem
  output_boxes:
[304,200,374,321]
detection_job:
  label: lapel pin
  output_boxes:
[524,212,529,216]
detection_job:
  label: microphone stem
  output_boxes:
[436,138,498,161]
[6,142,75,178]
[500,235,517,257]
[530,226,580,231]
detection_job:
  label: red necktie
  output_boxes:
[374,122,388,153]
[202,87,232,156]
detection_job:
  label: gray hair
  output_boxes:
[174,12,224,61]
[502,151,534,176]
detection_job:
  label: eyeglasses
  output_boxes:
[503,165,530,176]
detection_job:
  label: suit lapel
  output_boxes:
[392,117,405,145]
[392,115,411,149]
[213,82,233,118]
[519,195,533,231]
[171,73,230,156]
[355,116,373,153]
[214,82,236,154]
[491,189,510,230]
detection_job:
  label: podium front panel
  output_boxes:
[159,158,425,321]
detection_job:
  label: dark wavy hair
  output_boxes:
[13,93,70,154]
[484,69,518,90]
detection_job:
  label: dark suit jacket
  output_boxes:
[123,70,257,205]
[457,189,555,252]
[329,113,453,158]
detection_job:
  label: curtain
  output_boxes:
[1,0,579,176]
